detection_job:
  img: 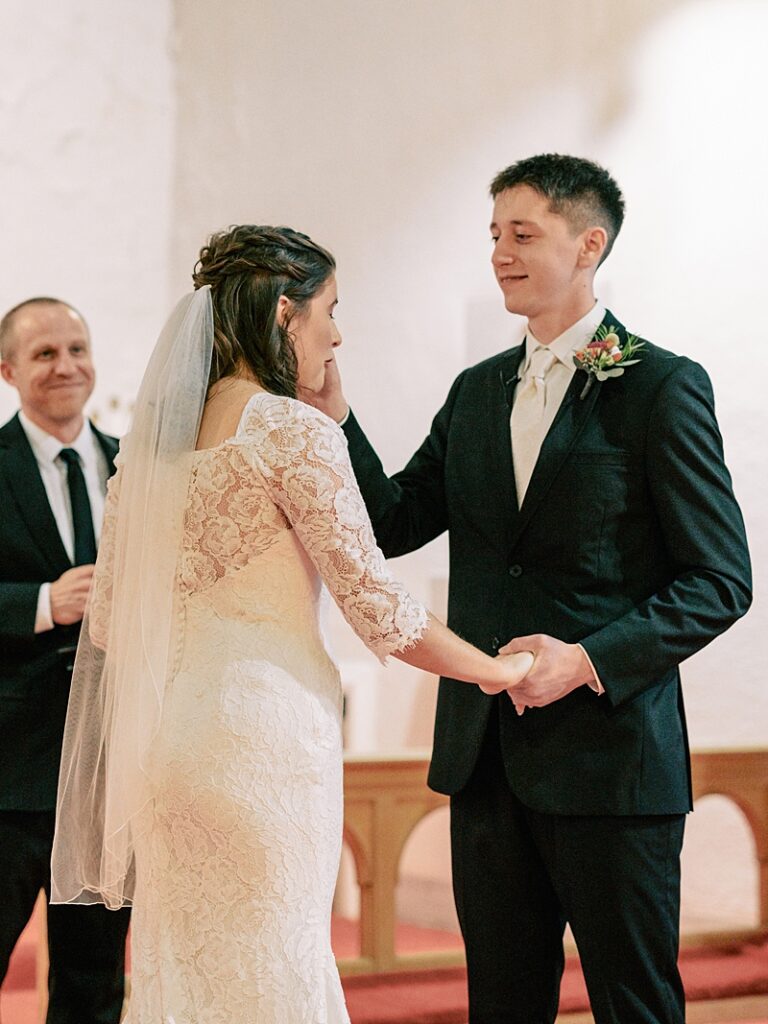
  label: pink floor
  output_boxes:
[3,907,768,1023]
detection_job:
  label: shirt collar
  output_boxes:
[18,411,98,468]
[524,302,606,372]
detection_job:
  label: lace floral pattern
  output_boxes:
[179,394,428,661]
[121,394,428,1022]
[87,454,122,650]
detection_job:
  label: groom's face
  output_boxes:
[490,185,587,321]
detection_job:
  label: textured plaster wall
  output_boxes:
[173,0,767,932]
[171,0,765,741]
[0,0,763,935]
[0,0,176,430]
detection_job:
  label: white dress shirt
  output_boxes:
[18,412,110,633]
[513,302,606,442]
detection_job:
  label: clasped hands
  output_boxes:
[479,634,596,715]
[303,360,597,715]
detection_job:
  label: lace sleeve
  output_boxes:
[88,457,122,650]
[240,395,428,661]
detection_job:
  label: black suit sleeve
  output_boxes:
[0,582,43,638]
[342,370,467,558]
[582,358,752,706]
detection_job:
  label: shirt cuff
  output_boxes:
[34,583,54,633]
[337,408,350,426]
[578,643,604,694]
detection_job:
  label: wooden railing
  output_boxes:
[688,749,768,935]
[339,748,768,975]
[26,748,768,1009]
[340,754,453,975]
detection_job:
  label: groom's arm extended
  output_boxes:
[341,371,467,558]
[506,357,752,709]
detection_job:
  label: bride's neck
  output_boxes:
[208,372,266,402]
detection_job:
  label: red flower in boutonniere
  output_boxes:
[573,325,644,399]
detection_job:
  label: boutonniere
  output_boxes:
[573,325,644,399]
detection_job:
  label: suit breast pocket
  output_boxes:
[541,455,637,574]
[557,452,634,499]
[567,452,634,508]
[573,451,633,468]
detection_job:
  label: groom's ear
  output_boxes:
[276,294,292,328]
[577,227,608,270]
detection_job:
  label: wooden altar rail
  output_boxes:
[338,748,768,976]
[26,748,768,1008]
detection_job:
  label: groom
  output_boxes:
[310,154,752,1023]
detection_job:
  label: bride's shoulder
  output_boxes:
[238,392,344,445]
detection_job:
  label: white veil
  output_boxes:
[51,287,213,909]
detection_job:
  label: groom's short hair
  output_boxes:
[490,154,625,263]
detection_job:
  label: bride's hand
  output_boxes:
[478,650,534,694]
[478,651,534,717]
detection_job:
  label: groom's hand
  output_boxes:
[500,634,595,708]
[299,354,350,423]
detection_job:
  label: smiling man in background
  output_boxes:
[0,298,129,1023]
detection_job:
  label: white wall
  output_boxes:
[0,0,176,430]
[172,0,765,741]
[1,0,763,935]
[599,0,768,750]
[171,0,767,932]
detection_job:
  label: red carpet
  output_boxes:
[332,920,768,1018]
[4,907,768,1023]
[340,950,768,1022]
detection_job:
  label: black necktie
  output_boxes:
[59,448,97,565]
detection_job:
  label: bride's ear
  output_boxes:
[276,295,292,328]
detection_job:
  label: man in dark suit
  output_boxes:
[0,298,129,1023]
[308,155,752,1023]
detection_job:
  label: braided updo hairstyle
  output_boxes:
[193,225,336,396]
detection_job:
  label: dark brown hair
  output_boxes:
[490,154,625,264]
[193,225,336,396]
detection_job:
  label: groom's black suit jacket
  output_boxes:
[0,413,118,811]
[343,312,751,815]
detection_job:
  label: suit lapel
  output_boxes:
[508,309,623,550]
[509,372,600,549]
[0,415,72,573]
[488,345,526,545]
[91,423,119,477]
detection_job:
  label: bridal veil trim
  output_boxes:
[51,287,214,908]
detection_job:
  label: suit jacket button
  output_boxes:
[508,564,523,578]
[491,636,500,651]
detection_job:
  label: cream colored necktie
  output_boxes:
[511,346,557,506]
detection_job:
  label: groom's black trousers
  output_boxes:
[0,810,130,1024]
[450,705,686,1024]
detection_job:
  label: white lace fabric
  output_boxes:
[93,393,427,1023]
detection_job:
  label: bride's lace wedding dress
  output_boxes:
[92,393,428,1023]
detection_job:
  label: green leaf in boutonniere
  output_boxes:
[573,325,645,399]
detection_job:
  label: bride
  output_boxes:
[51,225,532,1022]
